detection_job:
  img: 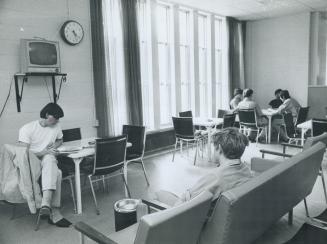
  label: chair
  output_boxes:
[295,107,309,127]
[279,112,302,145]
[217,109,229,118]
[172,117,204,165]
[222,113,236,128]
[82,135,130,215]
[238,109,267,144]
[74,191,213,244]
[260,132,327,211]
[122,125,149,186]
[312,118,327,137]
[179,110,193,117]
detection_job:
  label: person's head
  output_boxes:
[233,88,243,97]
[274,89,282,99]
[243,88,253,99]
[280,90,290,102]
[40,103,64,126]
[212,128,249,164]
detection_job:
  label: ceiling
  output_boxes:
[172,0,327,20]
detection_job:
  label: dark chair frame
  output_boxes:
[312,118,327,137]
[122,125,149,186]
[179,110,193,117]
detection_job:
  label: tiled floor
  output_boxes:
[0,142,326,244]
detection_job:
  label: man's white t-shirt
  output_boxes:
[18,120,63,153]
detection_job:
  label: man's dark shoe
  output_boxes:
[39,206,51,220]
[48,218,72,228]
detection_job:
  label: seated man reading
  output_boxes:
[153,128,253,207]
[18,103,71,227]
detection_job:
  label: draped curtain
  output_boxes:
[121,0,143,125]
[227,17,246,99]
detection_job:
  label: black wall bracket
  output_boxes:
[14,72,67,112]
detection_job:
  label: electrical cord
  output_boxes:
[43,77,52,102]
[0,77,13,119]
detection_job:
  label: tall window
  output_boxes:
[198,13,210,117]
[137,0,154,129]
[179,9,192,111]
[156,3,174,126]
[214,17,223,109]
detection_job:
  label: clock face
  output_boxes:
[61,20,84,45]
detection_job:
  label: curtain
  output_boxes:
[121,0,143,125]
[227,17,246,98]
[89,0,111,137]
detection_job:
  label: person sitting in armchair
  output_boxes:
[18,103,71,227]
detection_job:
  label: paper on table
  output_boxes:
[57,145,82,152]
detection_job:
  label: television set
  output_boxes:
[20,39,61,74]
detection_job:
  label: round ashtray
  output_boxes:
[114,199,139,213]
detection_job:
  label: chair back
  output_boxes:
[134,191,213,244]
[62,128,81,142]
[223,113,236,128]
[283,112,296,138]
[179,110,193,117]
[93,135,127,176]
[217,109,228,119]
[295,107,309,126]
[172,117,195,139]
[238,109,256,127]
[312,118,327,137]
[122,125,146,158]
[199,142,326,244]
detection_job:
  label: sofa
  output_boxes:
[198,142,326,244]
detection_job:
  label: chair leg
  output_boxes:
[194,141,198,165]
[102,176,106,192]
[320,168,327,204]
[89,176,100,215]
[304,198,310,217]
[35,210,41,231]
[122,173,131,198]
[172,139,178,162]
[140,159,150,186]
[68,177,77,214]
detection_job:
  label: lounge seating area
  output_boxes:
[2,0,327,243]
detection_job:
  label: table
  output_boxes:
[59,138,131,214]
[297,120,312,146]
[262,109,278,144]
[193,118,223,162]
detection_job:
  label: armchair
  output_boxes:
[74,191,213,244]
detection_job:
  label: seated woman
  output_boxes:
[152,128,253,207]
[236,89,268,142]
[268,89,283,109]
[229,88,243,109]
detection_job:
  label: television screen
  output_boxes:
[29,42,58,65]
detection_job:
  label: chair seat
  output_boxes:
[126,153,142,161]
[107,222,139,244]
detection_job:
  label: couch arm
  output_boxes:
[251,157,281,173]
[260,149,293,158]
[74,222,117,244]
[142,199,168,211]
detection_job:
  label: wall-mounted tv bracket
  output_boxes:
[14,73,67,112]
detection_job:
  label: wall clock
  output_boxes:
[60,20,84,45]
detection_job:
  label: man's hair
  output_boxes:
[212,128,249,159]
[243,88,253,98]
[280,90,290,99]
[234,88,243,96]
[274,89,282,95]
[40,103,64,119]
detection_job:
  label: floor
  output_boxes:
[0,141,326,244]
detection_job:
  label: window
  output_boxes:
[137,0,154,129]
[214,17,223,109]
[198,13,211,117]
[156,3,174,126]
[179,9,192,111]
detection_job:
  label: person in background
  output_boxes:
[18,103,71,228]
[268,89,283,109]
[229,88,243,110]
[271,90,301,141]
[236,89,268,142]
[153,128,253,207]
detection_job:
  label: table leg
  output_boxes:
[74,158,83,214]
[301,128,305,146]
[207,126,212,162]
[268,116,272,144]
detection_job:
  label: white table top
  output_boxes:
[297,120,312,129]
[193,117,223,127]
[262,108,278,116]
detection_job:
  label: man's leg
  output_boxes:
[41,154,59,207]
